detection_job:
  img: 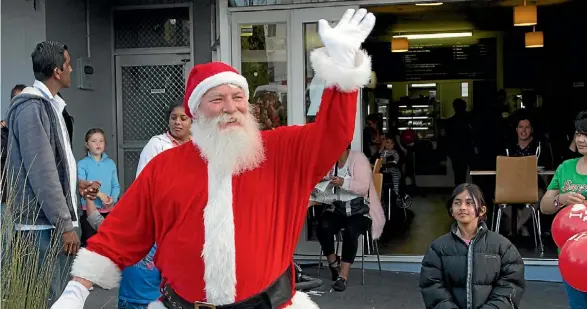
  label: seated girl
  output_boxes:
[419,183,525,309]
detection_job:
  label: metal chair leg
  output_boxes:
[529,204,538,248]
[492,204,498,231]
[495,205,504,233]
[387,188,391,221]
[374,239,382,276]
[317,249,323,276]
[535,208,545,252]
[361,234,365,286]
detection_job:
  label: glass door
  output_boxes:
[231,11,290,129]
[290,6,362,257]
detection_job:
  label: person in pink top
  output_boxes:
[316,145,385,291]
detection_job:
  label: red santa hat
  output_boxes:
[183,62,249,118]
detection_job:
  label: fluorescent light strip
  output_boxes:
[399,127,429,130]
[415,2,443,6]
[393,32,472,40]
[399,105,431,108]
[398,116,429,119]
[410,83,437,88]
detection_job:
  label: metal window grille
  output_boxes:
[123,150,142,191]
[121,64,186,143]
[114,8,191,49]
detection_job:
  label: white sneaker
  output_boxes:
[88,286,94,291]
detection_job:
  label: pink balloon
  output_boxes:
[551,202,587,248]
[559,231,587,293]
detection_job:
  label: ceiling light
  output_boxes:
[415,2,443,6]
[525,31,543,48]
[393,32,472,40]
[391,38,409,53]
[514,5,537,26]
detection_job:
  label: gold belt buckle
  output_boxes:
[194,302,216,309]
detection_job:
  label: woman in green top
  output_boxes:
[540,111,587,309]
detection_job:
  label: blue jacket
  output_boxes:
[77,152,120,208]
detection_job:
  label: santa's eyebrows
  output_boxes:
[206,91,244,99]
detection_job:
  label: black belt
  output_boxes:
[162,265,293,309]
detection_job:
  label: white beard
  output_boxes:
[191,111,265,175]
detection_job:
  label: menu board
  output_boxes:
[385,38,497,81]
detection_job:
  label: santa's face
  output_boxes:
[198,84,248,130]
[192,84,265,175]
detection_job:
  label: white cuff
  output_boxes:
[310,47,372,92]
[50,281,90,309]
[66,280,90,302]
[70,248,121,289]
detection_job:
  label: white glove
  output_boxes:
[317,8,376,68]
[50,281,90,309]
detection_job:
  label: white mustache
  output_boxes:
[213,113,244,126]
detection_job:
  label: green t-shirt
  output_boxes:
[547,158,587,254]
[547,158,587,195]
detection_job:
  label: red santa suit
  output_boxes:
[68,18,373,309]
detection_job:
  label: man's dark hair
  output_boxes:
[452,98,467,113]
[31,41,68,82]
[516,112,532,128]
[166,99,185,121]
[10,84,26,99]
[575,110,587,134]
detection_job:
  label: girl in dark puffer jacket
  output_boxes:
[419,183,526,309]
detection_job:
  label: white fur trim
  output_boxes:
[70,248,121,290]
[283,292,320,309]
[147,301,167,309]
[187,71,249,117]
[202,168,237,304]
[310,47,372,92]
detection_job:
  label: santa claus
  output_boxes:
[51,8,375,309]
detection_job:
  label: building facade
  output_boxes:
[1,0,562,281]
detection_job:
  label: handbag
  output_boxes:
[332,162,370,217]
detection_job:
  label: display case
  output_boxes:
[375,98,390,133]
[397,100,436,139]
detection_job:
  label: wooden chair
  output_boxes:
[373,158,383,175]
[494,155,543,251]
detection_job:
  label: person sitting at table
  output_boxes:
[540,110,587,309]
[316,145,385,292]
[501,114,549,237]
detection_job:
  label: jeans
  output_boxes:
[564,280,587,309]
[9,229,75,308]
[118,299,150,309]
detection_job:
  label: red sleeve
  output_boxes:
[70,159,157,289]
[274,47,372,188]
